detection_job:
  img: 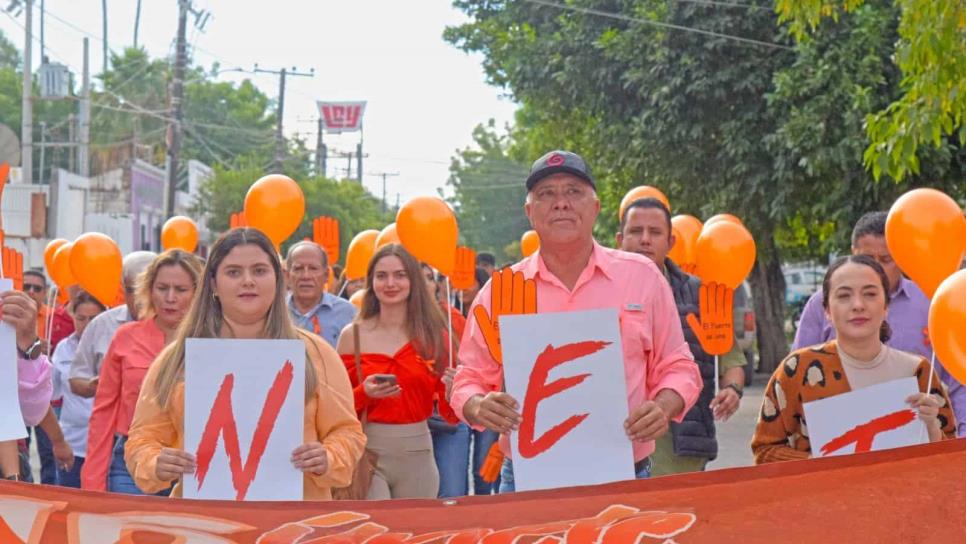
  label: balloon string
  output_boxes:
[714,355,720,395]
[337,280,348,298]
[446,278,454,369]
[920,351,938,444]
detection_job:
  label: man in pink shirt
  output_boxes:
[451,150,701,491]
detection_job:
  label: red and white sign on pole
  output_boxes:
[317,101,367,133]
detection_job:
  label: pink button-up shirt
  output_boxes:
[451,241,701,462]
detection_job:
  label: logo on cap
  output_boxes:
[546,153,565,167]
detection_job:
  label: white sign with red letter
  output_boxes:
[502,308,634,492]
[317,101,366,133]
[0,278,28,441]
[804,377,925,458]
[184,339,305,501]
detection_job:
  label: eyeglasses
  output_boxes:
[23,284,44,293]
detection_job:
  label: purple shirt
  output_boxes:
[793,278,965,435]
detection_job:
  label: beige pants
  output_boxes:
[364,421,439,500]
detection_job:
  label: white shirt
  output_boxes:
[52,333,94,456]
[69,305,132,381]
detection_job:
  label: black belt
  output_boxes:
[634,457,651,474]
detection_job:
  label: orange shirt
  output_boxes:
[125,330,366,500]
[82,318,165,491]
[342,342,458,425]
[36,303,48,339]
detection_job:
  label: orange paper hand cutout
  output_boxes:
[1,243,24,291]
[312,216,340,264]
[450,246,477,290]
[686,282,735,356]
[473,268,537,365]
[229,211,248,229]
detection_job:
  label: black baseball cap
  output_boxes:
[525,150,595,191]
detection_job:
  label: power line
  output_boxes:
[522,0,793,50]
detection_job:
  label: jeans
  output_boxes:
[108,436,170,496]
[429,418,470,498]
[55,456,85,488]
[498,457,651,493]
[471,429,501,495]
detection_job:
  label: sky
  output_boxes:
[0,0,519,205]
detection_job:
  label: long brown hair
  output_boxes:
[151,228,318,409]
[358,244,449,372]
[134,249,204,319]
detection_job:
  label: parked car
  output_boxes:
[733,281,756,386]
[784,265,825,330]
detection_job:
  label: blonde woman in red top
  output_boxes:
[82,249,203,493]
[336,244,457,499]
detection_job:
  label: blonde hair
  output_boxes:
[134,249,204,319]
[151,228,318,409]
[358,243,452,373]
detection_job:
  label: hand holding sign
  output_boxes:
[685,282,734,356]
[473,268,537,365]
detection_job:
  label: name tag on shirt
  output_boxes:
[625,303,643,312]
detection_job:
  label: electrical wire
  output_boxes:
[521,0,793,50]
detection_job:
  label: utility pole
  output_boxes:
[79,37,90,177]
[315,117,327,177]
[21,0,33,185]
[133,0,142,48]
[165,0,187,219]
[373,172,399,215]
[356,142,363,183]
[39,0,43,60]
[101,0,108,72]
[254,65,314,173]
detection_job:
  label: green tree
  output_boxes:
[447,120,530,261]
[776,0,966,182]
[0,29,18,69]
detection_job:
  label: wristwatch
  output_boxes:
[2,473,21,481]
[725,383,744,399]
[18,337,43,360]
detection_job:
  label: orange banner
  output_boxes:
[1,439,964,542]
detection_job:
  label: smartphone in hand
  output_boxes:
[371,373,398,386]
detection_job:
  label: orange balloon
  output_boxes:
[521,230,540,258]
[44,238,68,277]
[244,174,306,250]
[70,233,123,307]
[694,221,756,289]
[344,230,379,281]
[396,196,459,276]
[667,226,690,266]
[349,289,366,310]
[161,216,199,252]
[705,213,742,227]
[886,188,966,299]
[929,270,966,384]
[671,215,703,264]
[375,223,400,248]
[620,186,670,220]
[50,242,75,291]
